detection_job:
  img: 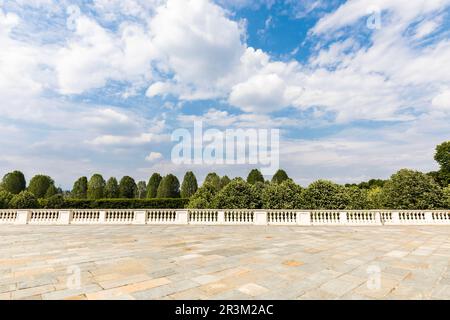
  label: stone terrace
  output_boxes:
[0,225,449,300]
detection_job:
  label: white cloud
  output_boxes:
[89,133,168,147]
[414,19,441,39]
[56,15,156,94]
[145,151,163,162]
[149,0,245,96]
[146,81,175,97]
[229,73,290,113]
[312,0,450,35]
[432,89,450,111]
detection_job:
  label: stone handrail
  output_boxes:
[0,209,449,226]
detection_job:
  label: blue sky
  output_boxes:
[0,0,449,189]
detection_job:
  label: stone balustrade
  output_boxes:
[0,209,449,226]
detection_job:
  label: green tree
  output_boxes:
[301,180,349,209]
[271,169,289,184]
[204,172,221,191]
[443,185,450,209]
[247,169,264,185]
[344,186,369,209]
[250,181,266,209]
[219,175,231,190]
[382,169,443,209]
[146,173,162,198]
[157,174,180,198]
[435,141,450,172]
[262,179,302,209]
[355,179,386,189]
[28,175,54,198]
[432,141,450,186]
[119,176,137,199]
[71,177,88,199]
[45,184,59,198]
[0,190,13,209]
[104,177,119,198]
[1,171,26,194]
[136,181,147,199]
[87,174,106,200]
[213,178,258,209]
[367,186,384,209]
[187,183,217,209]
[10,191,38,209]
[180,171,198,198]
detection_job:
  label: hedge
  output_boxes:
[39,198,189,209]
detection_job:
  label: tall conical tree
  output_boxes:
[87,174,106,199]
[104,177,119,198]
[136,181,147,199]
[119,176,137,198]
[157,174,180,198]
[71,177,88,199]
[146,173,162,198]
[204,172,221,191]
[247,169,264,185]
[1,171,26,194]
[180,171,198,198]
[271,169,289,184]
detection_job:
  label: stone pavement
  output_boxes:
[0,225,449,300]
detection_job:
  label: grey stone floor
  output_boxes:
[0,225,449,300]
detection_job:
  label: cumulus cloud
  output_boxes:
[145,151,163,162]
[56,15,156,94]
[149,0,245,97]
[229,73,290,113]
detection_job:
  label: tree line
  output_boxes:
[0,141,449,209]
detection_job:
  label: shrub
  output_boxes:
[271,169,289,184]
[1,171,26,194]
[28,175,54,198]
[39,194,65,209]
[250,181,266,209]
[187,183,217,209]
[64,198,189,209]
[0,190,13,209]
[262,179,302,209]
[180,171,198,198]
[247,169,264,185]
[443,185,450,209]
[119,176,137,198]
[157,174,180,198]
[87,174,106,199]
[382,169,443,209]
[10,191,38,209]
[71,177,88,199]
[104,177,119,198]
[146,173,162,198]
[301,180,349,209]
[212,178,258,209]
